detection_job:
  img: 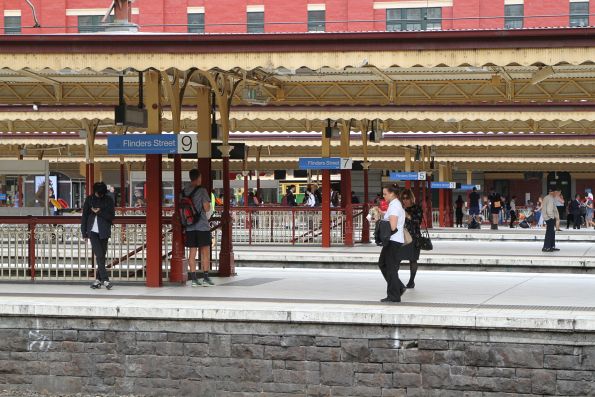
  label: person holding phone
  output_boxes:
[81,182,115,290]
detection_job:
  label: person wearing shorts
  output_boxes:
[184,169,214,287]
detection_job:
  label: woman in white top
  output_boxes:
[378,184,407,303]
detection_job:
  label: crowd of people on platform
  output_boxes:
[458,188,594,231]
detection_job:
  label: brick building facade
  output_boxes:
[0,0,592,35]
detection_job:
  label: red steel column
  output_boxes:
[119,160,126,208]
[321,169,331,247]
[146,154,162,287]
[28,222,35,280]
[361,164,370,244]
[340,123,353,247]
[439,189,445,227]
[17,176,23,207]
[197,158,212,192]
[426,179,433,229]
[321,126,332,248]
[342,169,353,246]
[169,154,185,283]
[145,70,163,287]
[219,152,234,276]
[243,173,249,207]
[86,163,95,196]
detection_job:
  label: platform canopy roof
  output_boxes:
[0,29,593,171]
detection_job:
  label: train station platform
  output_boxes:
[1,267,595,330]
[234,236,595,273]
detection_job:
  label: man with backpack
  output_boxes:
[181,169,214,287]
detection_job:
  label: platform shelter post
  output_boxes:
[145,70,163,287]
[359,119,370,244]
[210,75,235,277]
[340,121,353,247]
[162,70,186,284]
[404,148,412,189]
[321,128,331,248]
[197,87,212,192]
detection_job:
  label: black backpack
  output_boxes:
[179,186,202,228]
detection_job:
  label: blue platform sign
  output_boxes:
[389,171,426,181]
[298,157,352,170]
[107,134,197,155]
[0,194,6,201]
[431,182,457,189]
[460,184,481,191]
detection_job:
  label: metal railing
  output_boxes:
[0,216,173,282]
[0,206,368,281]
[229,205,368,245]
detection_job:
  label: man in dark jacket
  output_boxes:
[81,182,115,290]
[570,194,582,229]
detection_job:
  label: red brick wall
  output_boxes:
[346,0,374,32]
[0,0,589,34]
[266,0,308,33]
[524,0,567,28]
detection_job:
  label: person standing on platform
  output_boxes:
[535,196,544,228]
[468,187,481,225]
[509,196,517,228]
[400,189,423,289]
[283,185,297,206]
[378,184,407,303]
[570,194,582,230]
[183,169,214,287]
[556,193,565,231]
[586,193,594,229]
[82,182,115,290]
[455,195,464,227]
[488,189,502,230]
[542,188,561,252]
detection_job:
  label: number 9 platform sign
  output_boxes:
[107,134,198,155]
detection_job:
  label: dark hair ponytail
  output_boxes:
[383,183,400,198]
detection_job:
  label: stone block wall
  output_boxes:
[1,316,594,396]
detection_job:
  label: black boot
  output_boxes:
[407,262,417,289]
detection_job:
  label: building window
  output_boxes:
[78,15,113,33]
[188,13,205,33]
[247,11,264,33]
[386,8,442,31]
[570,2,589,27]
[504,4,524,29]
[308,10,325,32]
[4,16,21,34]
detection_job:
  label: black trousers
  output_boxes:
[89,232,109,282]
[543,219,556,250]
[509,210,517,228]
[378,241,404,301]
[455,209,463,226]
[572,213,581,229]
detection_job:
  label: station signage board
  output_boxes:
[107,134,197,155]
[169,143,246,160]
[431,182,457,189]
[389,171,426,181]
[459,184,481,191]
[0,193,6,201]
[298,157,353,170]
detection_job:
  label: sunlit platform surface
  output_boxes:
[2,268,595,332]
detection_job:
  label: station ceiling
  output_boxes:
[0,30,593,172]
